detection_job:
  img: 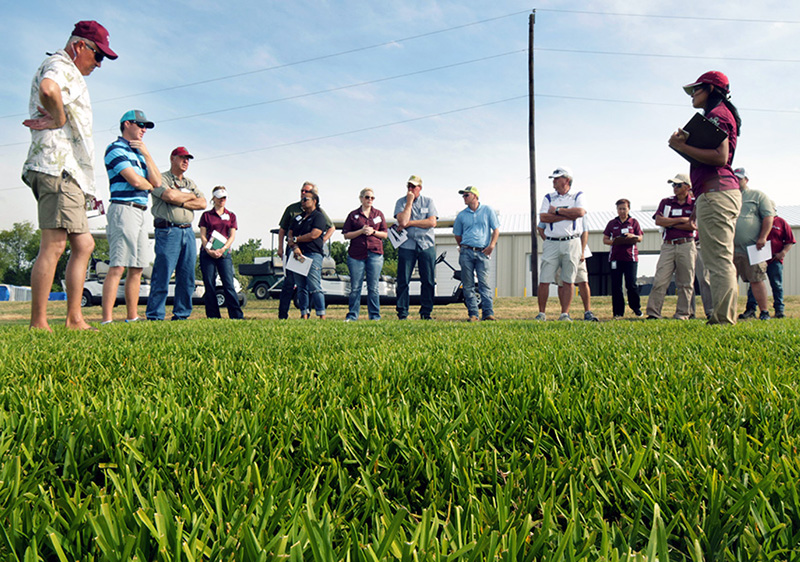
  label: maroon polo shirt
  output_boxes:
[604,216,643,262]
[768,216,796,264]
[653,194,696,242]
[199,208,238,244]
[342,206,387,260]
[690,103,739,197]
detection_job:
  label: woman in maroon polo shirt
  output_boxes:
[603,198,644,318]
[198,186,243,319]
[669,71,742,324]
[342,188,388,320]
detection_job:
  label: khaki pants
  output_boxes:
[695,189,742,324]
[646,240,697,319]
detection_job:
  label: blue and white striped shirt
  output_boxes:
[104,137,148,206]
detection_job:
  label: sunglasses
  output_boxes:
[132,121,148,129]
[362,195,375,200]
[83,42,104,63]
[407,184,419,189]
[301,197,313,202]
[461,193,471,198]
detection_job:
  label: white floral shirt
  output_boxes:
[22,50,95,196]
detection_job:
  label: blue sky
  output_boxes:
[2,1,800,245]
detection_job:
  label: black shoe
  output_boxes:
[420,315,432,320]
[775,310,785,319]
[738,309,756,320]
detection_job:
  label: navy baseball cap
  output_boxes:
[120,109,154,129]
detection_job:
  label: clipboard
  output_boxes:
[672,112,728,166]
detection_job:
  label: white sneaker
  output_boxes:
[558,313,572,322]
[534,312,546,321]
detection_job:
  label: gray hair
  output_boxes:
[301,181,318,195]
[359,188,374,199]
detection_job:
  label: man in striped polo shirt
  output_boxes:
[101,109,161,324]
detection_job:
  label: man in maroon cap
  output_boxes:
[22,21,118,331]
[145,147,207,320]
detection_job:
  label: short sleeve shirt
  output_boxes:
[734,188,775,254]
[22,50,96,195]
[453,204,500,248]
[690,104,739,197]
[768,216,796,264]
[290,209,327,255]
[199,208,238,255]
[105,137,149,206]
[653,194,696,242]
[279,201,334,235]
[151,171,204,225]
[539,190,585,238]
[394,194,438,251]
[343,207,388,259]
[604,217,643,262]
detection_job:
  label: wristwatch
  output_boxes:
[555,208,560,216]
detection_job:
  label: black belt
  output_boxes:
[664,237,694,245]
[461,245,485,251]
[111,200,147,211]
[154,219,191,229]
[546,235,579,241]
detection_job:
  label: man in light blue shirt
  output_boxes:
[453,186,500,321]
[393,175,438,319]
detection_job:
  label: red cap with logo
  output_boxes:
[171,146,194,159]
[683,71,729,95]
[72,21,118,60]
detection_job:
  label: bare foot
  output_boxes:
[66,321,98,331]
[29,323,53,333]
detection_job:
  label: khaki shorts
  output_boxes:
[24,170,89,233]
[107,203,149,268]
[540,238,581,284]
[733,253,767,283]
[556,259,588,286]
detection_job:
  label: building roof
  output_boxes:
[492,205,800,234]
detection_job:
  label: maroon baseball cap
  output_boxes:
[72,21,118,60]
[683,71,729,95]
[171,146,194,159]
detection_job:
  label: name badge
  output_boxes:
[421,208,429,215]
[671,209,683,217]
[221,213,230,221]
[621,228,629,235]
[180,188,191,194]
[373,216,382,224]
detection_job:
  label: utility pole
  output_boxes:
[528,10,538,295]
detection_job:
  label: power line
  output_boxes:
[536,47,800,64]
[158,50,525,124]
[537,8,800,24]
[203,96,527,161]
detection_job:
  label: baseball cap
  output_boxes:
[667,173,691,186]
[171,146,194,159]
[458,186,480,197]
[407,175,422,187]
[733,167,747,179]
[548,167,573,179]
[683,71,729,95]
[120,109,154,129]
[72,21,118,60]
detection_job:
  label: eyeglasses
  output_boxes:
[301,197,312,202]
[362,195,375,200]
[83,42,104,63]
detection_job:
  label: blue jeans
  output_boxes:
[746,261,783,313]
[278,269,295,319]
[146,226,196,320]
[347,253,383,320]
[459,248,493,318]
[199,252,243,319]
[295,253,325,316]
[396,245,436,319]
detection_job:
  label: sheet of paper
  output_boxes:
[387,226,408,249]
[582,246,593,259]
[747,244,772,266]
[285,251,313,277]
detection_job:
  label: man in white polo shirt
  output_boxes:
[536,167,586,321]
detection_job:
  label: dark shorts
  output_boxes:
[24,170,89,233]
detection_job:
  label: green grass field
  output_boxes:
[1,298,799,560]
